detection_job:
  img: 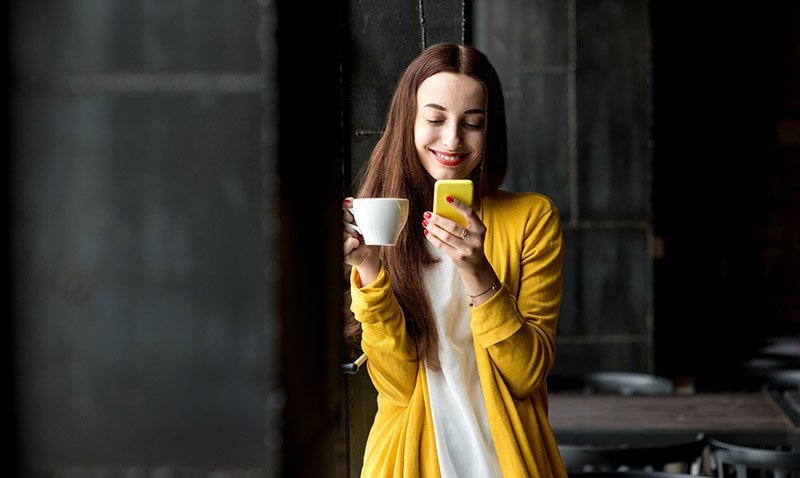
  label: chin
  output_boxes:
[430,170,467,181]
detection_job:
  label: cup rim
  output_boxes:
[353,197,409,202]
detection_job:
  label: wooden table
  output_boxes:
[548,392,800,447]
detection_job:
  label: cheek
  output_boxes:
[469,132,486,153]
[414,129,437,153]
[414,122,431,141]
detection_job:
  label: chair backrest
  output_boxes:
[765,369,800,391]
[580,371,675,396]
[742,354,800,376]
[559,434,707,474]
[709,437,800,478]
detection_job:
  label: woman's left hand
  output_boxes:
[423,196,500,305]
[422,196,486,270]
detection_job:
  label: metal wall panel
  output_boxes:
[424,0,468,46]
[347,4,419,116]
[475,0,653,374]
[11,1,278,475]
[12,1,261,76]
[473,0,569,81]
[562,228,649,337]
[15,93,267,466]
[347,0,420,179]
[576,0,651,221]
[504,73,571,217]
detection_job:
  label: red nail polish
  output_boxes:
[423,229,429,236]
[423,211,431,219]
[422,220,428,228]
[445,196,454,203]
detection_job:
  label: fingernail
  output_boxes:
[445,196,454,203]
[423,211,431,219]
[423,229,429,236]
[422,220,428,228]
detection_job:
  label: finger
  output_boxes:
[343,220,360,237]
[443,196,479,224]
[424,220,472,256]
[343,228,359,241]
[423,224,461,254]
[342,198,355,223]
[425,211,468,239]
[344,236,361,257]
[446,196,481,226]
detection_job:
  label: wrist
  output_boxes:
[457,258,500,307]
[467,278,501,307]
[355,254,381,287]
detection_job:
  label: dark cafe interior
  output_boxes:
[6,1,799,477]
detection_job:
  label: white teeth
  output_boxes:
[434,151,463,161]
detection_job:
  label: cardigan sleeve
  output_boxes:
[350,265,420,407]
[469,205,564,400]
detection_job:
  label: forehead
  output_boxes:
[416,72,485,110]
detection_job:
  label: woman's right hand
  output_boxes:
[343,197,381,284]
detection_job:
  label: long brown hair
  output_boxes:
[345,43,508,369]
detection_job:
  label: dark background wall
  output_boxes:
[651,1,800,384]
[10,1,279,475]
[473,0,800,382]
[10,1,346,477]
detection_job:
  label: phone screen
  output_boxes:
[433,179,473,228]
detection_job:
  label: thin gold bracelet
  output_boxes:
[468,279,501,307]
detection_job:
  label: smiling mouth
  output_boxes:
[431,149,467,166]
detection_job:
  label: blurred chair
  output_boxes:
[708,437,800,478]
[559,434,707,474]
[765,369,800,392]
[741,354,800,390]
[742,354,800,372]
[580,371,675,396]
[695,353,800,392]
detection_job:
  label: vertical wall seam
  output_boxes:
[461,0,466,44]
[256,0,281,469]
[567,0,579,227]
[644,1,656,374]
[338,4,350,195]
[418,0,427,50]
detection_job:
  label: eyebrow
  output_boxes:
[423,103,485,115]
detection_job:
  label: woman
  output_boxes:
[342,43,566,478]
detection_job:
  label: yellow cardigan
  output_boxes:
[350,190,566,478]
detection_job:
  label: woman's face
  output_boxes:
[414,72,486,181]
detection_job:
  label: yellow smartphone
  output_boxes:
[433,179,473,228]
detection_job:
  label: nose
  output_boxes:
[442,122,462,149]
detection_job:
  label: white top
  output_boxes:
[423,245,503,478]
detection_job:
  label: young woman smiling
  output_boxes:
[342,43,566,478]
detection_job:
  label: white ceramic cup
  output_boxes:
[349,198,410,246]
